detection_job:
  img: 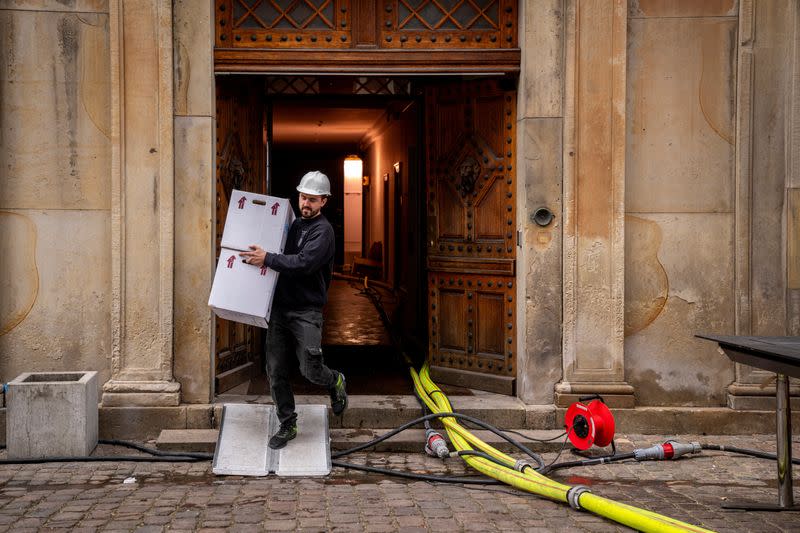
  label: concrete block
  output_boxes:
[6,371,98,458]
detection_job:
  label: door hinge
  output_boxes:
[516,229,522,248]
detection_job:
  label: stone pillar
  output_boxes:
[555,0,634,407]
[516,0,565,405]
[173,0,215,404]
[102,0,180,406]
[729,0,800,409]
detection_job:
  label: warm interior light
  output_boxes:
[343,155,363,194]
[343,155,363,271]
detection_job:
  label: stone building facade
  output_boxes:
[1,0,798,437]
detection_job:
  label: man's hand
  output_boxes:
[239,245,266,267]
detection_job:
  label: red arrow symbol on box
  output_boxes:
[237,196,246,209]
[260,266,268,276]
[270,202,280,215]
[227,255,236,268]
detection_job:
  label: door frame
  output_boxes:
[209,74,523,398]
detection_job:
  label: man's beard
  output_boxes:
[301,206,319,219]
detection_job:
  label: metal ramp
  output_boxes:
[212,403,331,477]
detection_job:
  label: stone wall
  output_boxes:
[0,1,112,387]
[624,0,800,407]
[2,0,796,414]
[624,0,739,406]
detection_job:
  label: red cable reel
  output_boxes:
[564,396,616,451]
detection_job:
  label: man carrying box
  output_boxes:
[240,170,347,449]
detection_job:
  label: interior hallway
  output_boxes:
[240,278,471,397]
[243,277,410,395]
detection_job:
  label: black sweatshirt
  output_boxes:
[264,213,334,311]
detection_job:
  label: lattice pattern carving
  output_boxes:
[215,0,516,49]
[217,0,351,48]
[397,0,499,31]
[264,76,411,95]
[266,76,321,94]
[232,0,335,30]
[353,77,411,95]
[382,0,516,48]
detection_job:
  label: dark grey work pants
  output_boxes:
[265,307,336,425]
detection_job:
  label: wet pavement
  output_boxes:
[322,279,394,348]
[0,433,798,532]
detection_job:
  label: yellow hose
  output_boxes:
[411,363,715,533]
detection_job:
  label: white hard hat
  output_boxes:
[296,171,331,196]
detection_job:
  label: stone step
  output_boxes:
[155,427,568,455]
[213,393,555,430]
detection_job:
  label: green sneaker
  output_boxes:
[268,421,297,449]
[330,372,348,416]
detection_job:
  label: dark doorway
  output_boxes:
[215,76,432,396]
[214,75,518,398]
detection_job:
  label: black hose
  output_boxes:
[98,439,213,460]
[0,455,207,464]
[495,428,568,443]
[538,452,636,475]
[331,460,501,484]
[0,440,213,464]
[331,411,545,468]
[540,442,800,474]
[701,444,800,465]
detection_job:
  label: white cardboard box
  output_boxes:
[208,190,295,327]
[221,190,294,253]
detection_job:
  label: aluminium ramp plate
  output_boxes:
[212,403,330,477]
[212,403,272,476]
[274,404,331,477]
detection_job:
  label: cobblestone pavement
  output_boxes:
[0,434,798,532]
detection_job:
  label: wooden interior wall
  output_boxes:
[362,101,424,346]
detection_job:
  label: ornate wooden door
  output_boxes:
[214,80,268,393]
[426,79,517,395]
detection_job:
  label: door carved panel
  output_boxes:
[426,79,516,395]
